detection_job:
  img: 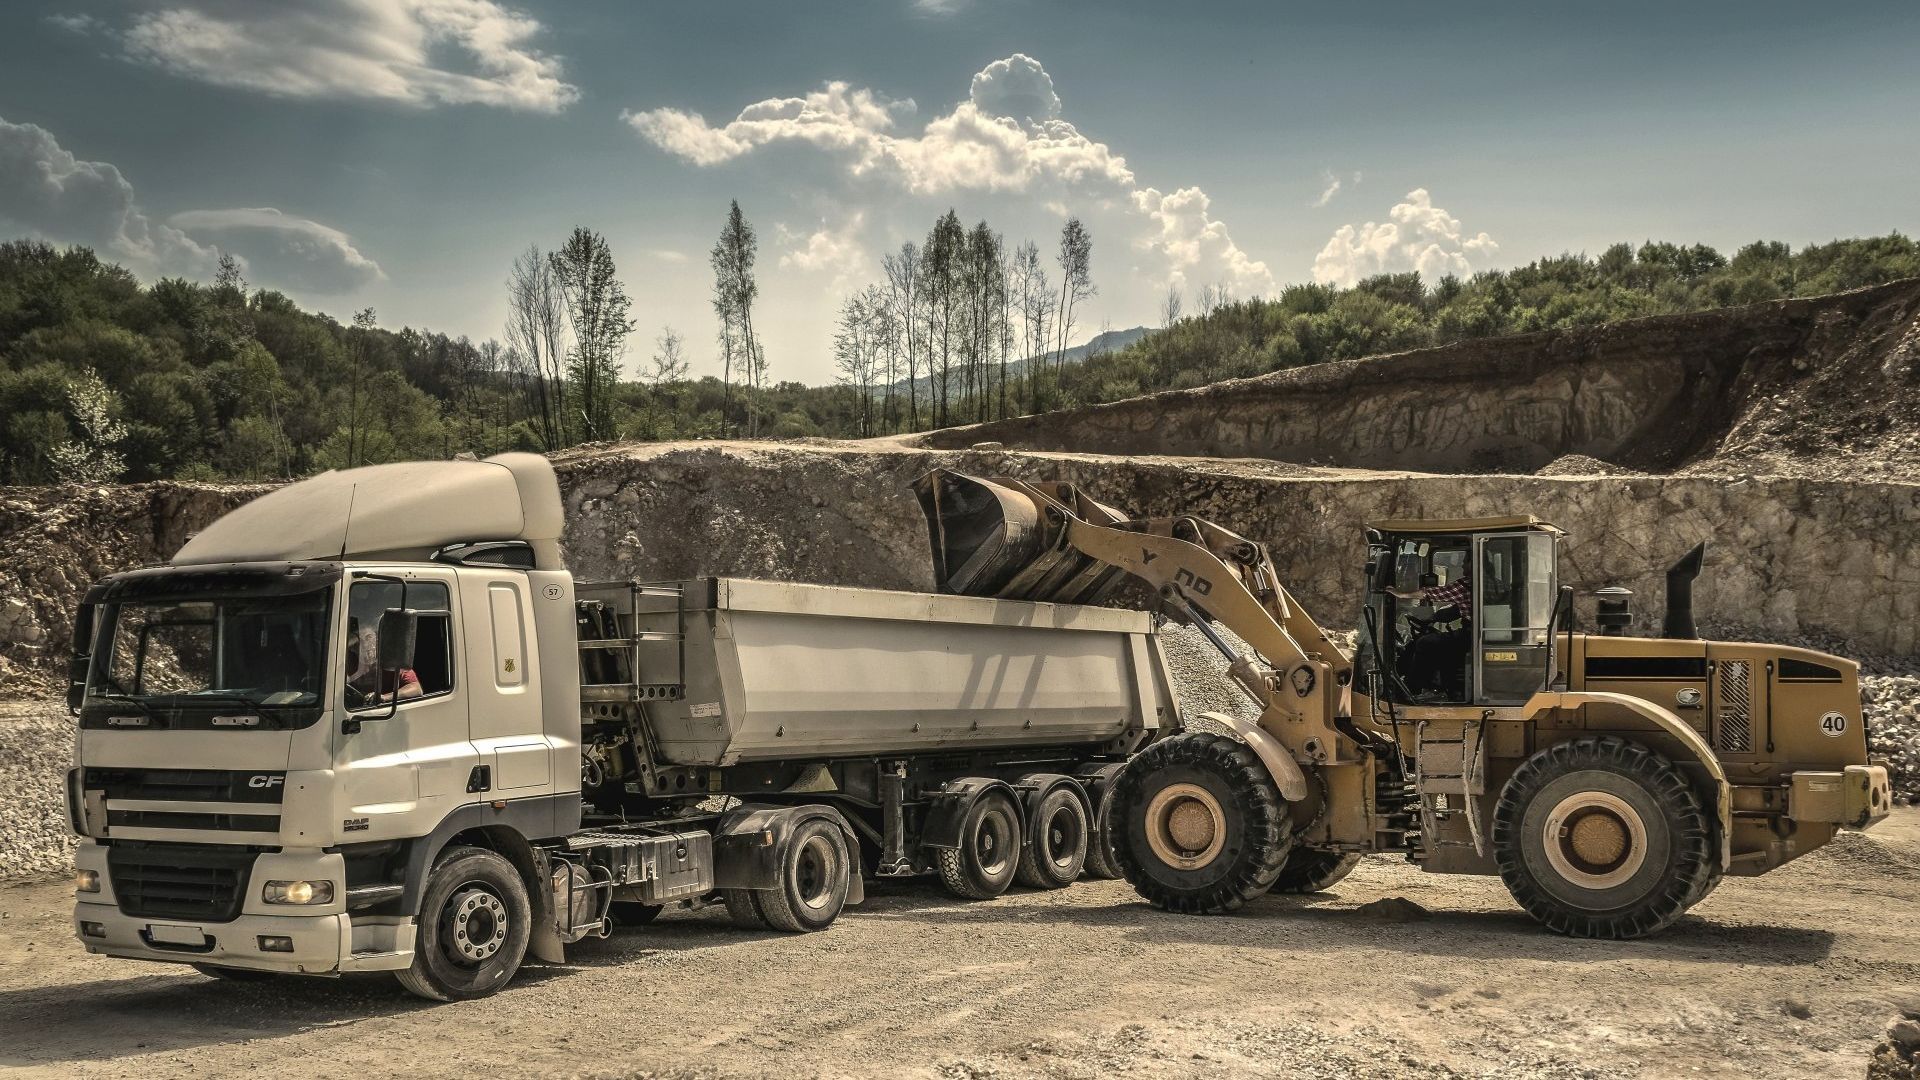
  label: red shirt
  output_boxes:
[1425,577,1472,612]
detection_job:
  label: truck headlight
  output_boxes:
[263,880,334,905]
[75,869,100,894]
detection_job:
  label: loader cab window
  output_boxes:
[345,580,454,711]
[1474,533,1557,704]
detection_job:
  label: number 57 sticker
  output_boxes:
[1819,712,1849,737]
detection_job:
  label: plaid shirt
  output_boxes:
[1424,576,1472,613]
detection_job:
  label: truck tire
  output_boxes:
[396,846,532,1002]
[1081,767,1125,880]
[609,901,663,926]
[721,889,767,929]
[1269,849,1363,894]
[1111,732,1292,914]
[1493,736,1712,939]
[753,817,852,932]
[1016,784,1089,889]
[937,789,1021,899]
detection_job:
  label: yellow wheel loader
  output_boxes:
[915,470,1893,939]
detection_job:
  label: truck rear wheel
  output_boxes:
[1269,849,1363,894]
[1493,736,1713,939]
[1016,785,1089,889]
[1111,732,1292,914]
[754,818,851,932]
[1082,768,1125,880]
[396,846,531,1002]
[937,789,1021,899]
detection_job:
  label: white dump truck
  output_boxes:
[65,454,1177,999]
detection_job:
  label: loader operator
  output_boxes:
[1391,572,1471,701]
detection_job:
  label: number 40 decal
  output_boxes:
[1819,712,1848,737]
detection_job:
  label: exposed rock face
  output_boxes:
[4,442,1915,701]
[911,279,1920,480]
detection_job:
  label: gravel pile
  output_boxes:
[0,702,76,879]
[1865,675,1920,802]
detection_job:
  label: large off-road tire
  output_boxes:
[1111,732,1292,914]
[1269,849,1363,894]
[936,789,1021,900]
[396,846,532,1002]
[752,817,852,933]
[1015,784,1090,889]
[1081,766,1126,880]
[1493,736,1712,939]
[1682,822,1725,909]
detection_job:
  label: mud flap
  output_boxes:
[713,803,866,906]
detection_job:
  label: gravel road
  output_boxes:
[3,812,1916,1079]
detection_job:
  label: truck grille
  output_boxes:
[1716,660,1753,753]
[84,767,283,837]
[108,843,257,923]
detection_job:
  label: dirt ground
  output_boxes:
[0,815,1914,1079]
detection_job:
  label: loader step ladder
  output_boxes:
[1414,719,1488,856]
[576,581,688,704]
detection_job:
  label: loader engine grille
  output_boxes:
[107,843,257,923]
[1716,659,1753,753]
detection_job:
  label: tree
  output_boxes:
[711,201,762,436]
[833,286,889,438]
[1051,217,1095,406]
[346,308,377,467]
[639,326,689,439]
[47,367,127,484]
[920,211,965,427]
[504,245,568,449]
[1160,284,1183,328]
[881,242,921,432]
[549,228,635,443]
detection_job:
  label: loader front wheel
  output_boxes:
[1112,733,1292,914]
[1269,849,1363,894]
[1493,736,1712,939]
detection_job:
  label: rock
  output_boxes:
[1781,998,1813,1020]
[1890,1019,1920,1051]
[969,441,1003,450]
[1354,897,1431,922]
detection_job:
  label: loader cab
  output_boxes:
[1362,516,1565,707]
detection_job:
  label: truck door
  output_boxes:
[1473,533,1557,705]
[460,572,552,794]
[337,572,475,839]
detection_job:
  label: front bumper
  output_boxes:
[1789,764,1892,830]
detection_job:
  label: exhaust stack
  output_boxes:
[1662,541,1707,640]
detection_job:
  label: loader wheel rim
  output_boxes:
[794,834,839,911]
[1145,783,1227,870]
[445,885,509,965]
[1543,791,1647,889]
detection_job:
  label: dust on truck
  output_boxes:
[65,454,1176,1000]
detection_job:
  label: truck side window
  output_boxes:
[346,581,454,708]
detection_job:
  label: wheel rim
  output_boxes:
[1045,804,1083,871]
[1144,783,1227,870]
[444,884,509,966]
[1542,791,1648,890]
[794,834,839,911]
[974,806,1014,875]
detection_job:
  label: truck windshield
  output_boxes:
[88,590,332,707]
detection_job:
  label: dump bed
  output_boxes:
[576,577,1177,766]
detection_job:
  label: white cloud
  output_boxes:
[1132,186,1273,297]
[118,0,578,113]
[45,13,101,34]
[1311,169,1363,208]
[625,54,1270,298]
[0,115,380,294]
[1311,188,1498,288]
[170,207,384,294]
[911,0,969,15]
[779,213,871,291]
[646,248,689,264]
[0,115,218,278]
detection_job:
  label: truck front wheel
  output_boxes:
[396,846,532,1002]
[1493,736,1713,939]
[1111,732,1292,914]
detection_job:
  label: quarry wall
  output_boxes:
[911,279,1920,477]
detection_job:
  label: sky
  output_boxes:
[1,1,1916,384]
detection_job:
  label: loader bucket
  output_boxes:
[913,469,1131,606]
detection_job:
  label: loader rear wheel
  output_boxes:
[937,790,1021,899]
[1016,785,1089,889]
[1111,732,1292,914]
[1269,849,1363,894]
[1493,736,1712,939]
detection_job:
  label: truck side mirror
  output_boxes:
[67,602,95,715]
[378,609,418,670]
